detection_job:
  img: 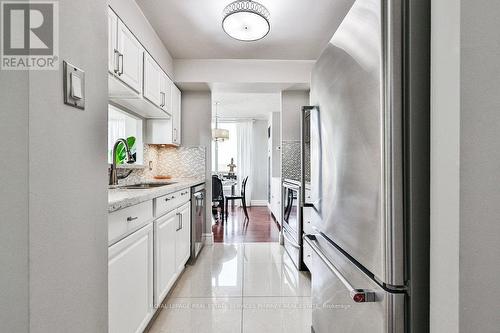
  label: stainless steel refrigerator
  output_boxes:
[302,0,430,331]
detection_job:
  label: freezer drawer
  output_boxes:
[305,234,405,333]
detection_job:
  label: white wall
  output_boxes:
[430,0,461,331]
[174,59,314,85]
[251,120,269,203]
[27,1,109,332]
[0,63,29,333]
[181,91,213,234]
[459,0,500,330]
[0,1,108,332]
[108,0,174,77]
[281,90,309,141]
[431,0,500,332]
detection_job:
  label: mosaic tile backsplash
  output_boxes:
[282,140,301,182]
[116,145,206,186]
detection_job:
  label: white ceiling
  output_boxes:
[136,0,343,60]
[213,93,281,120]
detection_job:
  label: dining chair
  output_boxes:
[212,175,225,221]
[225,176,249,220]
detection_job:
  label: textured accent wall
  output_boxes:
[117,145,206,185]
[304,143,311,183]
[156,146,206,178]
[282,140,301,181]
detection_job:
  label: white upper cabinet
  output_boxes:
[143,52,162,107]
[171,83,182,145]
[142,52,173,116]
[116,20,144,93]
[160,73,173,113]
[108,6,180,123]
[145,82,182,146]
[108,8,118,74]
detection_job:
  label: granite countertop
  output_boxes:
[108,177,205,213]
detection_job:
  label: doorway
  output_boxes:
[210,93,281,243]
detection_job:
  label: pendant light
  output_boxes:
[222,0,270,42]
[212,102,230,142]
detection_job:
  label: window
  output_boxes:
[108,105,143,164]
[212,122,237,172]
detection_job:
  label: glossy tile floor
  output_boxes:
[212,206,280,243]
[148,243,312,333]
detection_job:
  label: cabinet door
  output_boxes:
[171,84,182,145]
[160,73,172,113]
[303,206,313,235]
[271,178,282,223]
[109,223,154,333]
[145,119,173,145]
[143,53,162,107]
[175,202,191,272]
[154,211,178,306]
[108,8,118,74]
[116,20,143,93]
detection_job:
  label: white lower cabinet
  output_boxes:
[302,206,313,235]
[270,177,282,223]
[175,202,191,272]
[154,201,191,306]
[108,223,154,333]
[302,236,313,270]
[154,210,178,306]
[109,191,193,332]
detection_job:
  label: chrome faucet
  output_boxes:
[109,138,136,185]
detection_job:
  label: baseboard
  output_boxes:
[202,233,214,245]
[251,200,268,206]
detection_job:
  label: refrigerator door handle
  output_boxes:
[301,106,313,207]
[304,234,377,303]
[309,105,321,209]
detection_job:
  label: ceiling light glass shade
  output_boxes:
[222,0,270,41]
[212,128,230,142]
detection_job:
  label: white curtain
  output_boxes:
[236,121,253,206]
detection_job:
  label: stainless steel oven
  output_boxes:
[282,180,303,270]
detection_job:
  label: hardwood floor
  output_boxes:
[212,206,280,243]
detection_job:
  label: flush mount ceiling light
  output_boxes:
[222,0,270,42]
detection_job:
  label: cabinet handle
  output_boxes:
[173,128,177,142]
[113,49,120,73]
[118,53,124,75]
[176,212,182,231]
[127,216,138,222]
[160,91,165,107]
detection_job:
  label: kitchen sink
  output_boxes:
[118,182,176,189]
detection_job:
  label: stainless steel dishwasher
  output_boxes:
[189,183,205,263]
